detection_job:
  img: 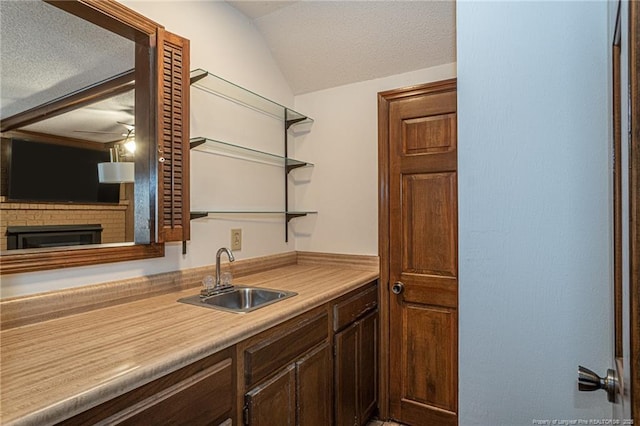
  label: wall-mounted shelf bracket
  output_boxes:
[285,212,308,242]
[285,162,307,174]
[190,212,209,220]
[190,70,207,85]
[285,117,307,130]
[286,212,308,223]
[190,138,207,149]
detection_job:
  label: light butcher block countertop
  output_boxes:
[0,255,378,426]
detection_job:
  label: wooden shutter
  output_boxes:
[157,29,190,243]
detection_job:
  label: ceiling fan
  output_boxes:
[73,121,134,138]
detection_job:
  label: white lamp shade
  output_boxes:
[98,162,135,183]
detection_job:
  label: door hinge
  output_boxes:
[243,404,250,425]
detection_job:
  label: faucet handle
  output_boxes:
[220,271,233,286]
[200,275,215,296]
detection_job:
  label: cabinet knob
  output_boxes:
[391,282,404,295]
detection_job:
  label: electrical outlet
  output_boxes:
[231,228,242,251]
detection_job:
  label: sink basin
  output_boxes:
[178,286,297,313]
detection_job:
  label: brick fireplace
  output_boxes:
[6,224,103,249]
[0,198,130,250]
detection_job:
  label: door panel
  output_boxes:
[402,113,456,155]
[402,173,457,276]
[403,305,456,411]
[401,274,457,308]
[382,80,458,425]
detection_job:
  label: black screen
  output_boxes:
[8,139,120,203]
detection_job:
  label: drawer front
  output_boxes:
[333,283,378,332]
[118,358,233,426]
[245,312,328,387]
[58,351,233,426]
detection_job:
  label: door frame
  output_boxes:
[629,0,639,419]
[377,79,458,419]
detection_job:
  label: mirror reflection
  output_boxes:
[0,0,139,252]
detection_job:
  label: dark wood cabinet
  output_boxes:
[333,284,379,426]
[335,322,359,425]
[241,309,332,426]
[296,342,333,426]
[245,365,297,425]
[58,349,233,426]
[244,342,332,426]
[359,311,378,421]
[55,282,378,426]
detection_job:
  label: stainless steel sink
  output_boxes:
[178,286,297,313]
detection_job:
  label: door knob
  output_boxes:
[577,365,619,403]
[392,281,404,295]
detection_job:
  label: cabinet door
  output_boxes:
[335,323,359,426]
[359,311,378,424]
[296,342,332,426]
[335,311,379,426]
[246,365,296,426]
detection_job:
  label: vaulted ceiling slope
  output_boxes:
[227,0,456,95]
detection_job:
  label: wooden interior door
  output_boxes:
[379,79,458,425]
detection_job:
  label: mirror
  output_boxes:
[0,0,165,274]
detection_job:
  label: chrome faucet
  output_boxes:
[202,247,236,297]
[215,247,235,289]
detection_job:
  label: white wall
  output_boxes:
[0,1,295,297]
[0,1,456,298]
[457,1,612,424]
[293,63,456,255]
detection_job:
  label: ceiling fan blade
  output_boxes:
[117,121,135,130]
[73,130,121,134]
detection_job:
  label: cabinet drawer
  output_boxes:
[245,312,328,387]
[333,283,378,332]
[58,350,233,426]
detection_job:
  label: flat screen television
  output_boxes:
[7,139,120,203]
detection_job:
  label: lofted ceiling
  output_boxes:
[226,0,456,95]
[0,1,455,143]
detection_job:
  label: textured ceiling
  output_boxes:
[1,1,455,141]
[227,0,456,95]
[0,0,134,133]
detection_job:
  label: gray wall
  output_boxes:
[457,1,613,424]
